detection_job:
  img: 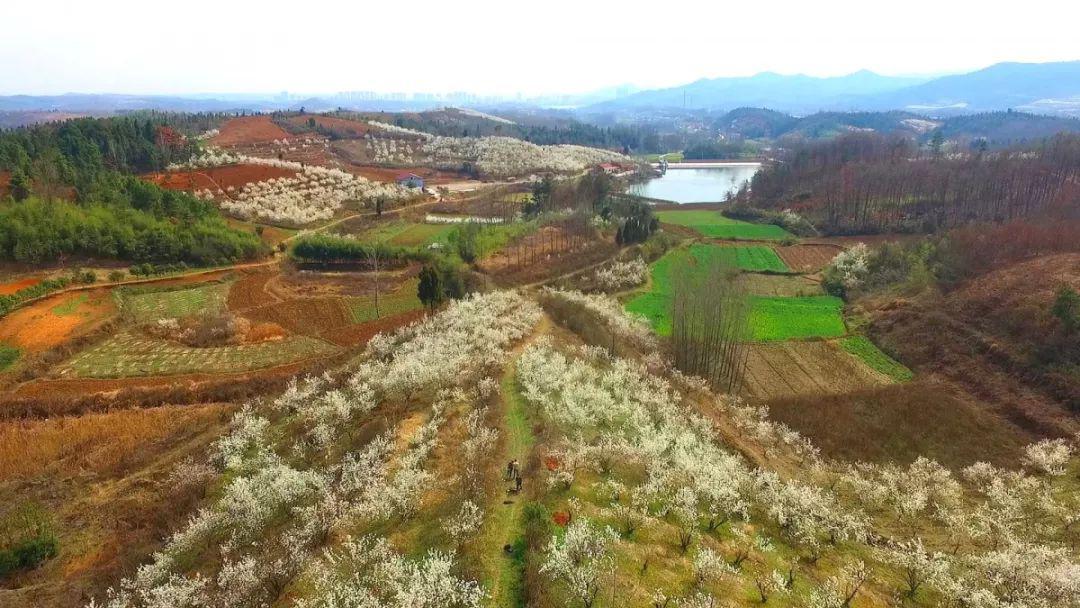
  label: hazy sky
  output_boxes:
[3,0,1079,96]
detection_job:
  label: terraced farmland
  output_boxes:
[346,278,423,323]
[748,295,846,341]
[121,282,230,322]
[655,209,793,240]
[626,244,795,334]
[57,331,337,378]
[741,339,891,400]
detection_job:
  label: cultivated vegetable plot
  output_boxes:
[626,244,792,334]
[121,283,230,323]
[748,295,846,341]
[57,331,337,377]
[655,209,793,240]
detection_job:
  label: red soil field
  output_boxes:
[285,115,374,137]
[211,115,293,146]
[328,309,426,347]
[0,290,116,353]
[346,164,462,185]
[144,164,298,193]
[774,243,843,273]
[243,297,353,337]
[227,272,281,311]
[0,277,41,295]
[0,171,9,196]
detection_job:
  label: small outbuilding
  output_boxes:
[396,172,425,189]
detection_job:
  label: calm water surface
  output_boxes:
[631,164,761,203]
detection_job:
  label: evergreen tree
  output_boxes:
[8,169,30,201]
[417,265,444,313]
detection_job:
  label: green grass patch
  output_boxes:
[840,335,914,382]
[346,279,423,323]
[120,282,229,323]
[0,343,19,371]
[59,331,337,377]
[748,295,846,341]
[656,209,792,240]
[643,151,684,162]
[50,293,87,316]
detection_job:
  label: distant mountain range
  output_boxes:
[711,107,1080,146]
[583,61,1080,117]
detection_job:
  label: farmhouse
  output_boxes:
[396,172,425,188]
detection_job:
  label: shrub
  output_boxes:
[1052,285,1080,334]
[0,502,57,577]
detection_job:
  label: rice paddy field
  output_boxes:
[655,209,793,240]
[57,331,337,378]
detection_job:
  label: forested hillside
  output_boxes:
[0,117,265,264]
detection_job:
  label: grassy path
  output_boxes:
[478,317,548,607]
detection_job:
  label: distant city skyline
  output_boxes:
[2,0,1079,96]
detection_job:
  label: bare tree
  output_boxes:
[670,256,751,393]
[366,245,382,318]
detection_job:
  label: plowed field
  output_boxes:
[741,339,890,400]
[773,244,843,272]
[243,297,353,336]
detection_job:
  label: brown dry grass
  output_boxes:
[868,253,1080,437]
[766,379,1035,468]
[0,404,231,480]
[0,405,232,607]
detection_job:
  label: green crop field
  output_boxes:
[59,331,337,378]
[357,221,455,247]
[347,279,423,323]
[656,209,793,240]
[748,295,846,341]
[121,282,229,322]
[840,335,914,382]
[626,244,797,335]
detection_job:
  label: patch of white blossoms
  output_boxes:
[423,136,634,179]
[594,258,648,291]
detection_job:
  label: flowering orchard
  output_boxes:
[423,136,635,179]
[87,288,1079,608]
[88,292,540,608]
[171,150,413,226]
